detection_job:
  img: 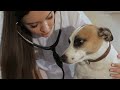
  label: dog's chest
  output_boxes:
[74,44,120,79]
[74,62,112,79]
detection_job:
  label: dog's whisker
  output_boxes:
[79,56,84,60]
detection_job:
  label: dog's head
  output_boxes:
[60,24,113,64]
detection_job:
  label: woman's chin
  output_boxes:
[42,34,50,37]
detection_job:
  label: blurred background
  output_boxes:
[84,11,120,53]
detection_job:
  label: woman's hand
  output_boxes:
[110,54,120,79]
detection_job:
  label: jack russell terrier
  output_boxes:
[60,24,120,79]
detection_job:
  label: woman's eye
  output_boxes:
[30,24,38,28]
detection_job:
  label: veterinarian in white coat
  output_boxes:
[0,11,120,79]
[34,11,92,79]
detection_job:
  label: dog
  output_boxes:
[60,24,120,79]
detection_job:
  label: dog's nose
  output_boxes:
[60,55,68,62]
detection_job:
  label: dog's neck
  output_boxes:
[87,42,111,64]
[84,41,111,64]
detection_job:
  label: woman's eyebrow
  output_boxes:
[26,22,39,25]
[45,11,53,19]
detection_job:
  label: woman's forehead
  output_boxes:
[22,11,53,23]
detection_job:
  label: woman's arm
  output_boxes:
[110,54,120,79]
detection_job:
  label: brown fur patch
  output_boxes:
[76,25,103,53]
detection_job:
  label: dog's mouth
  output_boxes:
[79,56,84,60]
[65,56,85,64]
[73,56,85,63]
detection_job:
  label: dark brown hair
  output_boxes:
[1,11,40,79]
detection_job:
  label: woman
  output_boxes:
[1,11,120,79]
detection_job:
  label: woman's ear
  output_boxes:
[98,27,113,42]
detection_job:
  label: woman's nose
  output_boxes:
[40,21,50,33]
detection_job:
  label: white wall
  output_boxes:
[84,11,120,53]
[0,11,3,43]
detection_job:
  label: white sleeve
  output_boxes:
[67,11,92,28]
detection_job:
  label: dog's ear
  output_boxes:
[98,27,113,41]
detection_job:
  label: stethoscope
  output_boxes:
[16,11,65,79]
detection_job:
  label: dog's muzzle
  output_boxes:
[60,55,68,62]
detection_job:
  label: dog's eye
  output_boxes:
[68,39,71,44]
[74,36,85,48]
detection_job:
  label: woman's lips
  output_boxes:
[42,32,49,36]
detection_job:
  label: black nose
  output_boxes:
[60,55,68,62]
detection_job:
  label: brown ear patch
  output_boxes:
[98,27,113,41]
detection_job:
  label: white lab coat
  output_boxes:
[33,11,92,79]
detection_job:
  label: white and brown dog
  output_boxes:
[61,24,120,79]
